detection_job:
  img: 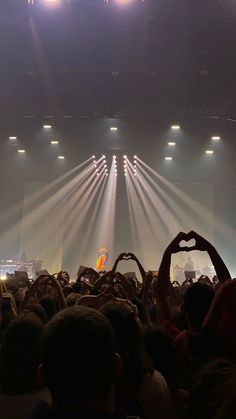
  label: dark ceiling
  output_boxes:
[1,0,236,118]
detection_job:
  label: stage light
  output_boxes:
[171,125,180,130]
[134,155,137,159]
[134,160,137,164]
[18,149,25,153]
[114,0,133,4]
[106,173,108,176]
[97,173,99,176]
[110,127,118,131]
[211,136,221,140]
[168,142,176,146]
[102,155,106,158]
[43,125,52,129]
[92,155,95,159]
[104,164,107,168]
[165,157,173,160]
[205,150,214,154]
[51,140,59,144]
[113,155,116,159]
[123,155,127,159]
[9,136,17,140]
[41,0,63,6]
[134,173,137,176]
[58,155,65,159]
[124,173,127,176]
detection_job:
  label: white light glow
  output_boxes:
[168,142,176,146]
[110,127,118,131]
[171,125,180,130]
[58,156,65,159]
[9,136,17,140]
[92,155,95,159]
[134,155,137,159]
[43,125,52,129]
[115,0,133,4]
[123,155,127,159]
[113,155,117,159]
[205,150,214,154]
[165,157,173,161]
[18,149,25,153]
[211,136,221,140]
[51,140,59,144]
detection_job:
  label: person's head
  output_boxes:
[63,284,73,298]
[27,303,49,324]
[0,312,43,394]
[215,369,236,419]
[39,306,120,412]
[182,283,214,330]
[65,291,81,306]
[144,326,178,387]
[100,301,153,390]
[188,359,233,419]
[39,295,57,320]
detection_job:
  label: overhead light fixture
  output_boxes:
[58,155,65,159]
[171,125,180,130]
[51,140,59,144]
[211,136,221,140]
[165,157,173,161]
[110,127,118,131]
[18,149,25,153]
[168,142,176,146]
[205,150,214,154]
[114,0,133,4]
[43,125,52,129]
[9,136,17,140]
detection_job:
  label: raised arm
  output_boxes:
[187,231,231,283]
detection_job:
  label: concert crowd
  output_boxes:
[0,230,236,419]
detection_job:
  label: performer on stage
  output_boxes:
[96,248,109,272]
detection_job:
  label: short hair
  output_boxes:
[0,312,43,394]
[183,283,214,328]
[39,295,57,320]
[41,306,116,406]
[188,359,233,419]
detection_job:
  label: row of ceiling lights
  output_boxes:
[8,124,221,159]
